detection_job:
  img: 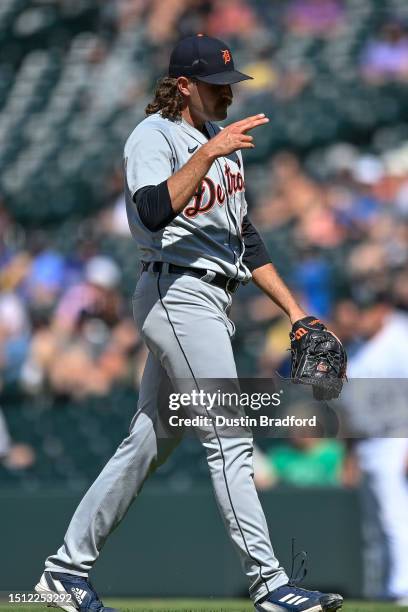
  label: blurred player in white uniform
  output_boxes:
[347,294,408,603]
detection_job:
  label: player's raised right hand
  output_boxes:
[202,114,269,160]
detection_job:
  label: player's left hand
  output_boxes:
[289,316,347,400]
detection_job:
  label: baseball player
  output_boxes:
[35,35,345,612]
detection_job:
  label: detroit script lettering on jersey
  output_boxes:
[184,163,245,219]
[124,112,252,283]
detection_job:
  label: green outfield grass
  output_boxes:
[0,601,407,612]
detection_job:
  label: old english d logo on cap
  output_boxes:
[221,49,232,64]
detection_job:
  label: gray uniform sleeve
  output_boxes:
[125,128,174,197]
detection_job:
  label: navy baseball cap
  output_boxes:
[168,34,253,85]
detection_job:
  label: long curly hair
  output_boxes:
[145,77,184,121]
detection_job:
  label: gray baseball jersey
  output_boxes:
[124,112,252,283]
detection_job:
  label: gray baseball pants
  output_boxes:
[45,267,288,602]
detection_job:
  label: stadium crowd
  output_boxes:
[1,0,408,399]
[1,135,408,397]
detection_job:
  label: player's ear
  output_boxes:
[177,76,193,98]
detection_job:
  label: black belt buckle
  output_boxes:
[226,277,239,293]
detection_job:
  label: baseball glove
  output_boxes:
[289,316,347,400]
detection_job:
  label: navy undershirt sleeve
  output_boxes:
[242,214,272,272]
[133,181,176,232]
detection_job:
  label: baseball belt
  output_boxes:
[141,261,241,293]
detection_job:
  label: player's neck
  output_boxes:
[181,108,206,134]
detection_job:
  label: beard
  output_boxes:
[213,100,230,120]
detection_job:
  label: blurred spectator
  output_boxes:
[16,255,147,399]
[206,0,259,40]
[54,255,122,334]
[254,401,345,489]
[285,0,346,38]
[254,437,344,489]
[0,409,35,471]
[22,313,143,399]
[360,22,408,83]
[0,292,31,388]
[99,195,132,237]
[329,299,361,349]
[392,269,408,311]
[146,0,203,43]
[258,316,291,376]
[23,249,67,314]
[261,438,344,487]
[294,249,333,318]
